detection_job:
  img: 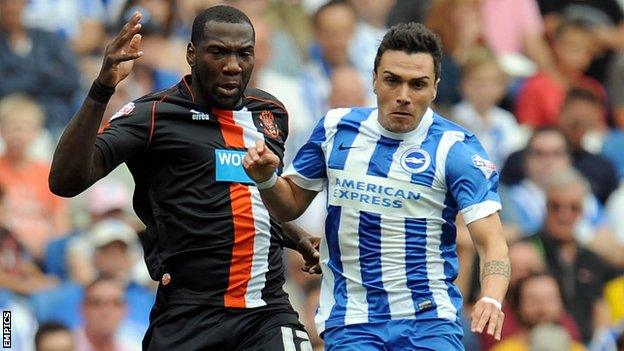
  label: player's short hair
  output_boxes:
[374,22,443,79]
[191,5,254,45]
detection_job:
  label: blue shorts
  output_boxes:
[323,318,464,351]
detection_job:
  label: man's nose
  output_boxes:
[396,84,411,105]
[223,54,243,75]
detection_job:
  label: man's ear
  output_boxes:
[432,77,440,100]
[372,71,378,94]
[186,42,195,68]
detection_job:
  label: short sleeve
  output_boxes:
[446,135,501,224]
[95,101,153,174]
[282,117,327,192]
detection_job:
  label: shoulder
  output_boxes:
[429,112,476,140]
[244,87,288,114]
[322,107,373,132]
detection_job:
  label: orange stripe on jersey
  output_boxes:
[215,108,257,308]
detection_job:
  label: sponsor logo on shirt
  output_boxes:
[109,102,135,122]
[259,110,279,138]
[214,149,254,184]
[400,148,431,174]
[191,109,210,120]
[327,169,437,218]
[472,154,496,179]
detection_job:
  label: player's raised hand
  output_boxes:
[98,11,144,88]
[470,297,505,340]
[243,140,280,183]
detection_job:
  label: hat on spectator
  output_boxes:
[90,219,136,249]
[87,181,129,216]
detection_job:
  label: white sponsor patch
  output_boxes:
[472,154,496,179]
[109,102,135,122]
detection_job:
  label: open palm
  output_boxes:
[98,12,144,88]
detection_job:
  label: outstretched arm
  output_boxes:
[49,12,144,197]
[467,212,510,341]
[243,140,318,222]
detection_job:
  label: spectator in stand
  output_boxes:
[500,128,602,238]
[35,322,74,351]
[556,88,618,204]
[491,273,586,351]
[0,183,58,295]
[515,19,606,128]
[0,95,69,261]
[478,242,582,350]
[0,0,81,134]
[301,0,359,120]
[75,278,140,351]
[479,0,555,79]
[22,0,106,57]
[347,0,395,95]
[452,47,526,168]
[503,88,618,205]
[538,0,624,85]
[328,65,367,109]
[247,15,312,168]
[425,0,483,109]
[526,168,615,343]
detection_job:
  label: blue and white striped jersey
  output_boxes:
[283,107,501,334]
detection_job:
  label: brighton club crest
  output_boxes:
[400,148,431,174]
[259,110,279,138]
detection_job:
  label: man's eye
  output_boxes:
[210,49,225,56]
[385,77,397,84]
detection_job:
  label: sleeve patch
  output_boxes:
[472,154,496,179]
[109,102,135,122]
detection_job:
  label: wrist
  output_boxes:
[479,296,502,310]
[88,78,116,104]
[255,173,277,190]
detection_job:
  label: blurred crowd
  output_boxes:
[1,0,624,350]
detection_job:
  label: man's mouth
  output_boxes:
[390,111,412,117]
[216,82,240,97]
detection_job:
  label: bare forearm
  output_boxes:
[49,96,107,197]
[259,177,308,222]
[479,254,510,302]
[282,222,312,251]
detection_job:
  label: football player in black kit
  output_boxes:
[49,5,317,351]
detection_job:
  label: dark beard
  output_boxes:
[191,68,244,110]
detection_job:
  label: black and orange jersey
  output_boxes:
[96,75,292,308]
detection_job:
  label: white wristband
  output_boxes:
[256,173,278,190]
[479,296,502,310]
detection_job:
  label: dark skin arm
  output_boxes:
[49,12,144,197]
[282,222,321,274]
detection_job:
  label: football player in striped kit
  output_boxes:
[244,22,510,350]
[50,5,317,351]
